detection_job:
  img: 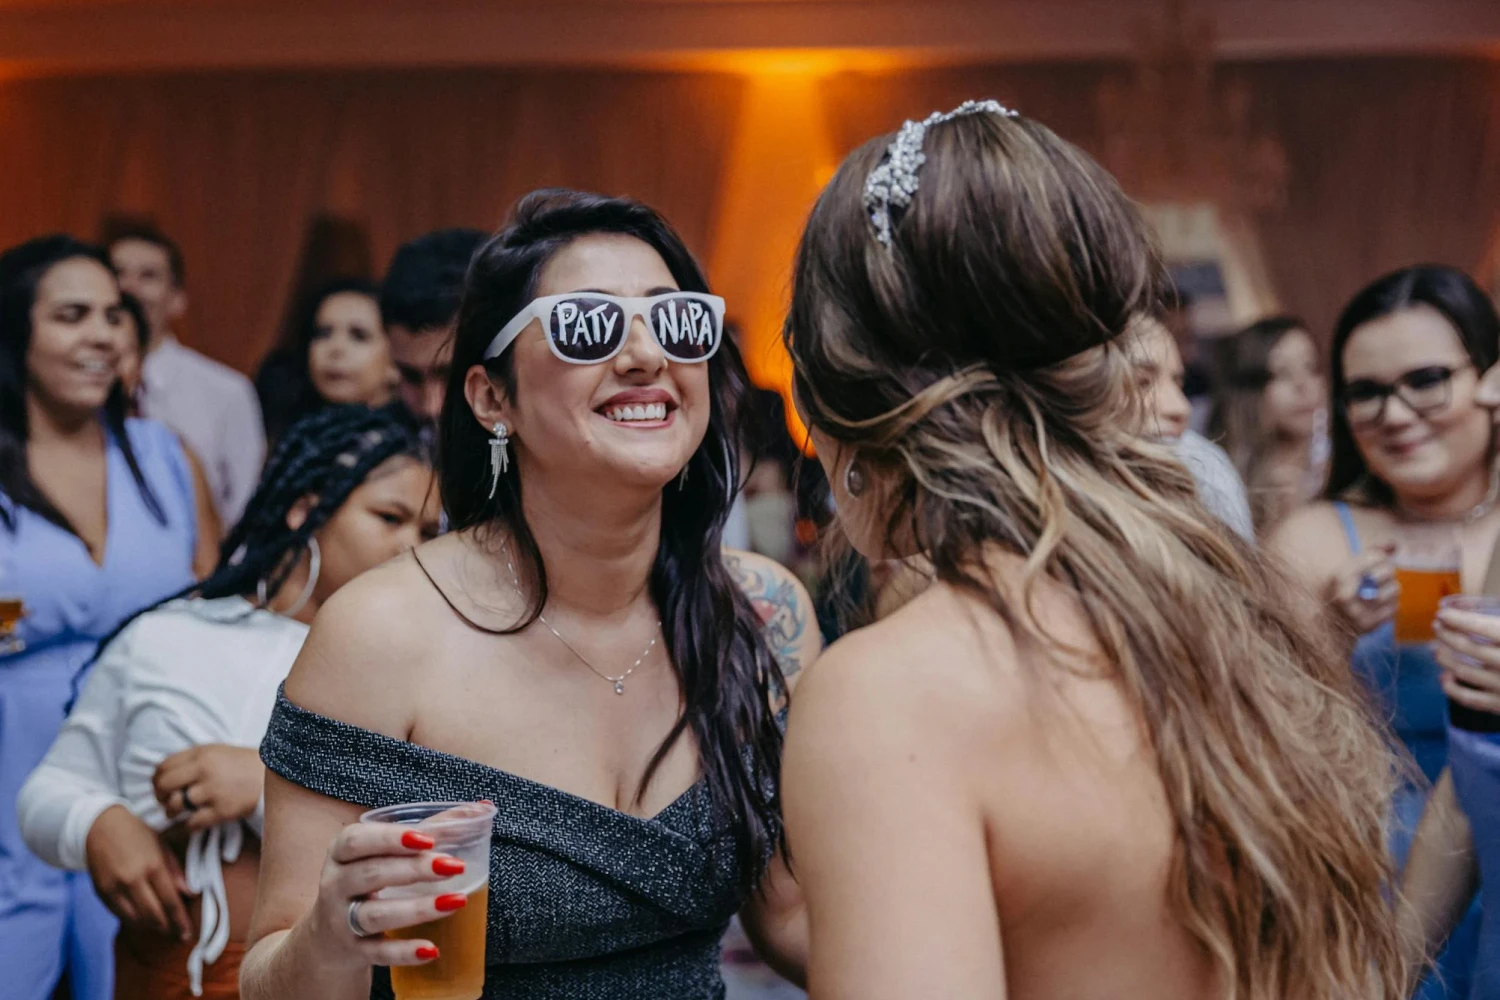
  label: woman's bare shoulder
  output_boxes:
[282,549,447,740]
[790,583,1016,752]
[1265,500,1359,579]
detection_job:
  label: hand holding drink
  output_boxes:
[361,802,495,1000]
[307,800,495,1000]
[1435,595,1500,728]
[1329,542,1398,636]
[0,595,25,654]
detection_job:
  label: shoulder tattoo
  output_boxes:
[726,553,810,678]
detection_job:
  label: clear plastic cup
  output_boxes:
[1394,542,1463,644]
[360,801,496,1000]
[1437,595,1500,733]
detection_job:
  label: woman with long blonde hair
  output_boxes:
[780,101,1405,999]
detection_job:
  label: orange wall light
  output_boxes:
[708,58,846,454]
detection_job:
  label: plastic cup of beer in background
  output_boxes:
[360,801,496,1000]
[0,596,25,655]
[1393,541,1463,645]
[1437,594,1500,733]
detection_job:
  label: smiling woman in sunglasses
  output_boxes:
[239,189,816,1000]
[1269,264,1499,1000]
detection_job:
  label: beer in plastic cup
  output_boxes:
[1394,541,1462,645]
[360,801,496,1000]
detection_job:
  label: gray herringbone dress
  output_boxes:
[261,688,752,999]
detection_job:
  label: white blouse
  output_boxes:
[17,595,308,995]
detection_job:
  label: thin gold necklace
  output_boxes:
[501,545,659,696]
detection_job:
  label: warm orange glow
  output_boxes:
[664,47,918,77]
[708,67,841,454]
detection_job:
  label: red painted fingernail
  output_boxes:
[434,893,467,912]
[432,856,465,876]
[415,945,440,961]
[401,831,435,851]
[477,799,493,805]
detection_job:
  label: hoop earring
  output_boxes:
[256,537,321,618]
[843,458,867,498]
[488,422,511,499]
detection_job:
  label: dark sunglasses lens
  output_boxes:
[649,296,719,360]
[548,297,626,362]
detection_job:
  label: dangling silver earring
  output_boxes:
[843,457,866,498]
[678,463,690,491]
[488,422,510,499]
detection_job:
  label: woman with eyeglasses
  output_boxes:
[1269,264,1498,1000]
[239,189,815,1000]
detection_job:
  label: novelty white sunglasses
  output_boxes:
[483,291,726,365]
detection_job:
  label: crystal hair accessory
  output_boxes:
[862,99,1019,249]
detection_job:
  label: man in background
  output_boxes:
[109,227,264,528]
[380,228,487,433]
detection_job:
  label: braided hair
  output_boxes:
[71,405,426,706]
[212,403,425,602]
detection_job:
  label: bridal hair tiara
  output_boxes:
[861,99,1020,249]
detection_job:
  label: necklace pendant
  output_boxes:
[613,680,625,695]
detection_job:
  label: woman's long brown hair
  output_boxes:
[786,110,1405,998]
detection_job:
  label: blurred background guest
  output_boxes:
[256,278,395,445]
[109,227,266,529]
[1209,316,1327,533]
[18,404,438,1000]
[0,234,217,1000]
[1269,264,1500,1000]
[726,320,800,564]
[1158,286,1213,433]
[1129,311,1255,540]
[379,228,486,434]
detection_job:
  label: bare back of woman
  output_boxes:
[780,101,1405,999]
[788,566,1215,999]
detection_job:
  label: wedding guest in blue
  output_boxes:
[1397,352,1500,1000]
[1271,265,1499,999]
[0,234,216,1000]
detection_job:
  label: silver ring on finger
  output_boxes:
[348,899,375,938]
[179,786,198,812]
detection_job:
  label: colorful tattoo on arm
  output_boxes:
[726,553,809,678]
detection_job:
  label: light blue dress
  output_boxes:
[0,418,197,1000]
[1449,724,1500,998]
[1334,502,1480,999]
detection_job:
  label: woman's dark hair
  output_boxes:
[118,292,151,354]
[787,109,1403,995]
[1324,265,1500,505]
[439,189,785,887]
[258,277,381,444]
[0,234,165,534]
[79,404,427,701]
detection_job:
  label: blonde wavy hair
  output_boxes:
[785,109,1405,999]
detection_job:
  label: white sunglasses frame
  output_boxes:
[482,291,726,365]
